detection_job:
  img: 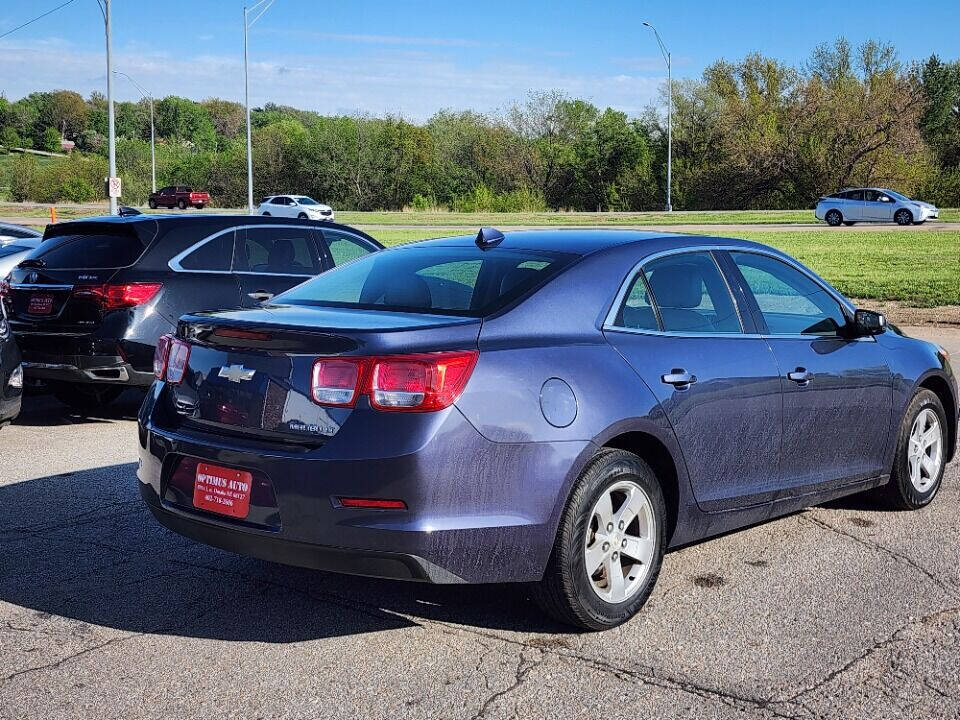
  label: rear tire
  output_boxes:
[532,448,666,631]
[825,210,843,226]
[148,199,157,209]
[52,383,125,413]
[880,389,947,510]
[895,209,913,226]
[177,199,187,210]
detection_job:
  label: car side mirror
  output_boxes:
[853,309,887,336]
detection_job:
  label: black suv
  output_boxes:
[1,215,381,410]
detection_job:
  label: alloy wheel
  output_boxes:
[583,480,656,603]
[907,408,942,492]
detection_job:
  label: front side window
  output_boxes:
[234,227,319,275]
[275,246,576,317]
[322,229,378,266]
[729,252,847,336]
[635,252,742,334]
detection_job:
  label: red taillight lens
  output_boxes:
[165,338,191,384]
[337,497,407,510]
[154,334,173,380]
[370,351,478,412]
[311,357,366,407]
[75,283,163,310]
[309,351,478,412]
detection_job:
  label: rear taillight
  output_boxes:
[154,334,173,379]
[311,357,367,407]
[74,282,163,310]
[310,351,478,412]
[165,338,191,385]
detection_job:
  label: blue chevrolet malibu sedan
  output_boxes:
[138,229,957,630]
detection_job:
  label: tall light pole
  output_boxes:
[643,21,672,212]
[244,0,276,215]
[97,0,118,215]
[114,71,156,194]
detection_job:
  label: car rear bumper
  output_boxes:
[17,335,155,386]
[137,384,590,584]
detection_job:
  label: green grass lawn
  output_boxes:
[362,227,960,308]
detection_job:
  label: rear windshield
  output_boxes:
[0,243,34,259]
[34,228,150,269]
[275,245,577,317]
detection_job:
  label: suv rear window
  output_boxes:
[276,245,576,317]
[34,228,149,269]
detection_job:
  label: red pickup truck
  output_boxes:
[148,186,210,210]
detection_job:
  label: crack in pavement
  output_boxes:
[800,513,960,601]
[780,605,960,708]
[467,648,544,720]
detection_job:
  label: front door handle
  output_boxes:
[787,368,813,386]
[661,369,697,389]
[248,291,274,303]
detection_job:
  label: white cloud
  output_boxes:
[0,38,664,120]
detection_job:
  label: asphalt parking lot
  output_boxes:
[1,327,958,720]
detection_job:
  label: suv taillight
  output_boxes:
[74,283,163,310]
[310,351,478,412]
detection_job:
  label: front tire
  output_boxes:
[825,210,843,226]
[895,209,913,226]
[262,211,271,216]
[532,448,666,630]
[881,389,947,510]
[297,212,308,219]
[52,383,125,413]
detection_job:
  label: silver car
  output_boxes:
[815,188,939,226]
[0,222,43,280]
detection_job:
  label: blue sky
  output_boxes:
[1,0,958,120]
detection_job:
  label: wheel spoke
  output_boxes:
[614,488,646,528]
[593,492,613,526]
[605,556,625,600]
[621,536,654,566]
[585,541,606,575]
[909,455,920,484]
[921,454,936,478]
[921,427,940,449]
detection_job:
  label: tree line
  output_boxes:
[1,38,958,210]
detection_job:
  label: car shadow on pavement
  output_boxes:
[12,389,145,427]
[0,463,565,643]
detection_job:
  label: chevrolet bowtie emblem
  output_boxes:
[218,364,256,383]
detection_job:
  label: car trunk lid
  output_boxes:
[166,306,481,444]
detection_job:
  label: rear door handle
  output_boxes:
[247,291,273,303]
[661,369,697,389]
[787,368,813,385]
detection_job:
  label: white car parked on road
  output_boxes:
[815,188,939,226]
[257,195,335,222]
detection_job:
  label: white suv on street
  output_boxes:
[258,195,335,222]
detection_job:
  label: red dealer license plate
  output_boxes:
[27,294,54,315]
[193,463,253,519]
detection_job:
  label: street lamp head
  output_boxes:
[642,21,651,27]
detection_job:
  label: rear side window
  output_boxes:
[234,227,319,275]
[34,229,148,269]
[179,231,233,272]
[612,251,741,334]
[322,229,378,266]
[276,246,576,317]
